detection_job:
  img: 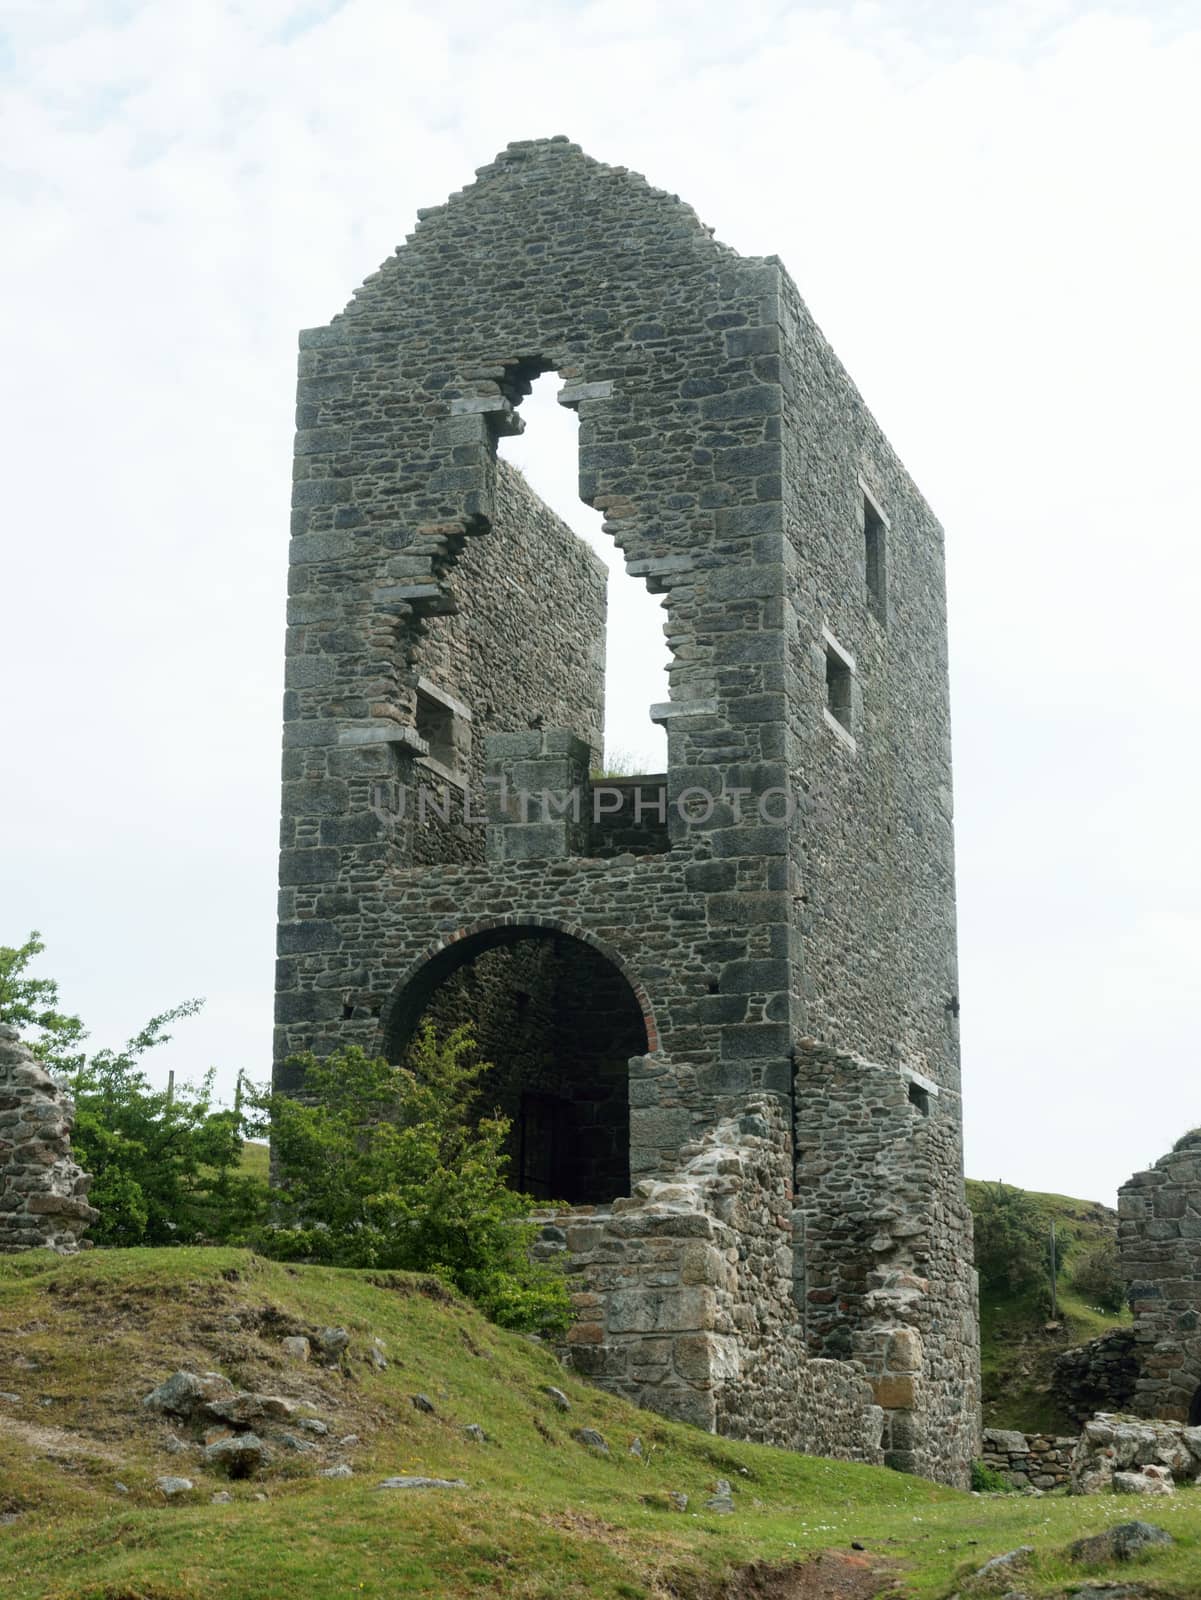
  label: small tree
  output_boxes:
[256,1026,570,1334]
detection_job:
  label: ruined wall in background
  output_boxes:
[1120,1132,1201,1423]
[0,1024,97,1253]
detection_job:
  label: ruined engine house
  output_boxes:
[274,137,981,1486]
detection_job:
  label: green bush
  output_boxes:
[254,1026,571,1335]
[970,1460,1015,1493]
[1070,1238,1126,1313]
[971,1181,1061,1305]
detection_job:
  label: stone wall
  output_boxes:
[0,1024,97,1253]
[793,1040,980,1486]
[537,1094,884,1465]
[1119,1132,1201,1423]
[981,1427,1077,1490]
[1052,1329,1140,1426]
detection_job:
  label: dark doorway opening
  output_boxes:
[386,927,647,1206]
[1190,1384,1201,1427]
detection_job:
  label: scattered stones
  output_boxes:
[320,1463,354,1479]
[628,1436,643,1459]
[464,1424,488,1443]
[365,1339,388,1371]
[297,1418,328,1435]
[154,1476,194,1497]
[572,1428,609,1455]
[704,1478,734,1513]
[280,1336,311,1363]
[377,1476,467,1490]
[668,1491,689,1512]
[543,1386,571,1412]
[0,1391,21,1405]
[410,1393,436,1414]
[204,1432,270,1477]
[211,1491,233,1504]
[338,1434,360,1448]
[163,1434,191,1455]
[1068,1522,1174,1564]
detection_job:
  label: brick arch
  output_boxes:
[378,915,659,1061]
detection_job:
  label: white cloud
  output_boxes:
[1,0,1198,1203]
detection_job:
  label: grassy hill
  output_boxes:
[1,1247,1198,1600]
[966,1181,1129,1434]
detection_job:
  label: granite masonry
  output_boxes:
[274,137,980,1485]
[0,1024,97,1252]
[1118,1132,1201,1425]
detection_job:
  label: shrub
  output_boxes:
[970,1460,1015,1493]
[254,1026,571,1335]
[971,1181,1060,1306]
[1070,1239,1126,1313]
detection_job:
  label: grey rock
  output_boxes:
[628,1436,644,1458]
[410,1393,436,1414]
[572,1428,609,1455]
[668,1491,689,1511]
[278,1432,318,1453]
[154,1475,194,1496]
[314,1326,350,1362]
[113,1482,129,1495]
[464,1423,488,1443]
[338,1434,360,1448]
[297,1417,328,1435]
[1114,1468,1175,1496]
[280,1336,311,1362]
[204,1432,269,1477]
[142,1371,233,1418]
[0,1392,21,1404]
[211,1491,233,1504]
[320,1463,354,1479]
[1069,1521,1174,1563]
[377,1476,468,1490]
[543,1386,571,1412]
[704,1478,734,1513]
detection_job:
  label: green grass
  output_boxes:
[966,1182,1129,1433]
[1,1247,1198,1599]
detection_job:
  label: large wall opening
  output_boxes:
[499,371,668,774]
[1190,1383,1201,1427]
[385,926,649,1206]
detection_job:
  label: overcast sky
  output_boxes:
[2,1,1198,1206]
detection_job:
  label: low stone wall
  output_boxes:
[0,1024,98,1252]
[980,1426,1077,1490]
[1052,1328,1140,1425]
[535,1094,885,1466]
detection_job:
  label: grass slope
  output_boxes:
[1,1249,1199,1600]
[965,1182,1129,1434]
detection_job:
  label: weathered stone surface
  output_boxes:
[272,137,978,1488]
[0,1025,98,1253]
[1070,1413,1201,1494]
[1113,1467,1175,1495]
[1117,1134,1201,1425]
[572,1428,609,1455]
[704,1478,734,1513]
[143,1371,235,1418]
[204,1432,270,1477]
[376,1476,467,1490]
[280,1336,311,1362]
[1068,1521,1174,1563]
[154,1476,194,1496]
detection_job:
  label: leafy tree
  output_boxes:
[255,1026,571,1334]
[971,1181,1061,1305]
[1070,1238,1126,1313]
[0,933,266,1246]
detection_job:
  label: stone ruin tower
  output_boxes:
[274,137,980,1485]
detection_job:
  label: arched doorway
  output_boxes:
[384,924,651,1206]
